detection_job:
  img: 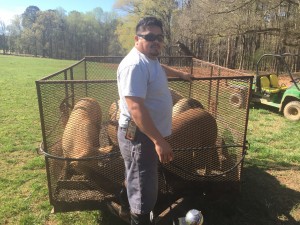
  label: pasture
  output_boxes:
[0,55,299,225]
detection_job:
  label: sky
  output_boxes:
[0,0,117,25]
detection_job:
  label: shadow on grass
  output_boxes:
[98,164,300,225]
[192,165,300,225]
[250,102,281,115]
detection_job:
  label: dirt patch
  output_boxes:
[266,168,300,222]
[188,165,300,225]
[94,165,300,225]
[268,169,300,192]
[192,67,249,78]
[279,75,293,86]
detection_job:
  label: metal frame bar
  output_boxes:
[35,81,54,205]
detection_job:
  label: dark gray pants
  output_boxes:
[118,127,159,215]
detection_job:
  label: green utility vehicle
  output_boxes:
[251,53,300,121]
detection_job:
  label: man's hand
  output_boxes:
[161,64,193,82]
[178,72,193,82]
[154,138,174,164]
[125,96,174,163]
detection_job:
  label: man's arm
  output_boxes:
[125,96,173,164]
[161,64,193,81]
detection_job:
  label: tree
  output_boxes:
[33,10,67,58]
[115,14,138,53]
[20,6,41,56]
[3,5,126,58]
[173,0,300,69]
[114,0,180,55]
[0,20,7,54]
[22,6,40,29]
[3,1,300,70]
[7,15,22,54]
[20,28,36,55]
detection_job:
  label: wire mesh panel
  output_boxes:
[36,56,253,213]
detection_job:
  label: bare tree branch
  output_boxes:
[243,28,281,34]
[210,0,256,15]
[284,0,299,6]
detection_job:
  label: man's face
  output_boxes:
[135,25,164,59]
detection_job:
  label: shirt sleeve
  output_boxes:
[119,64,148,99]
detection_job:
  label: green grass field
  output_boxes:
[0,55,299,225]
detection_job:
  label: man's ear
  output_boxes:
[134,35,139,46]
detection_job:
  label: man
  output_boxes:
[117,16,192,225]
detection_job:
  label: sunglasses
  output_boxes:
[137,33,164,42]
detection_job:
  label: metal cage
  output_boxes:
[36,56,253,223]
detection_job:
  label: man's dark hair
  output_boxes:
[136,17,163,34]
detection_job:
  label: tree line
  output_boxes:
[1,0,300,70]
[0,6,124,59]
[173,0,300,70]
